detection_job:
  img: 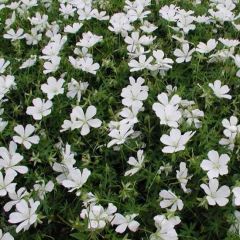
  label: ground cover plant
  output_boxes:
[0,0,240,239]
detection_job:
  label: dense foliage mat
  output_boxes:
[0,0,240,239]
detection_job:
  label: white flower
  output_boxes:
[5,10,16,29]
[219,116,239,150]
[159,190,183,211]
[229,211,240,235]
[124,31,155,53]
[219,38,239,48]
[3,28,25,41]
[124,150,144,176]
[0,58,10,74]
[76,31,103,48]
[13,124,40,149]
[69,56,100,75]
[0,141,28,175]
[0,117,7,133]
[111,213,140,233]
[152,93,182,128]
[127,3,151,22]
[128,54,153,72]
[176,14,196,34]
[91,9,109,21]
[81,203,117,230]
[196,39,218,54]
[19,55,37,69]
[108,13,133,35]
[174,43,195,63]
[233,187,240,206]
[43,56,61,74]
[0,75,16,100]
[4,187,28,212]
[151,50,174,74]
[0,170,17,196]
[8,198,40,233]
[121,77,148,108]
[154,104,181,128]
[159,4,179,22]
[26,98,52,120]
[155,92,181,107]
[150,215,179,240]
[176,162,192,193]
[41,77,65,99]
[119,105,141,125]
[52,143,76,184]
[29,12,48,31]
[34,180,54,200]
[184,109,204,128]
[160,128,195,153]
[61,105,102,136]
[222,116,240,137]
[77,6,93,21]
[209,80,232,99]
[140,20,158,33]
[219,133,236,151]
[64,23,83,34]
[24,28,42,45]
[0,229,14,240]
[200,150,230,179]
[200,178,230,206]
[59,3,75,19]
[62,168,91,196]
[83,205,107,229]
[66,78,88,102]
[107,123,134,148]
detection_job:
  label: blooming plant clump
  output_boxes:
[0,0,240,239]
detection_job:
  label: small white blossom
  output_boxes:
[0,58,10,74]
[152,93,182,128]
[4,187,28,212]
[80,203,117,230]
[8,199,40,233]
[107,123,134,148]
[233,187,240,206]
[34,180,54,200]
[61,105,102,136]
[3,28,25,41]
[174,43,195,63]
[0,229,14,240]
[128,55,153,72]
[111,213,140,233]
[200,178,230,206]
[160,128,195,153]
[13,124,40,149]
[176,162,192,193]
[0,75,16,100]
[66,78,88,102]
[0,170,17,196]
[159,190,184,211]
[19,55,37,69]
[209,80,232,99]
[62,168,91,196]
[124,150,144,176]
[0,141,28,175]
[76,31,103,48]
[200,150,230,179]
[26,98,52,120]
[196,39,218,54]
[150,214,179,240]
[41,77,65,100]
